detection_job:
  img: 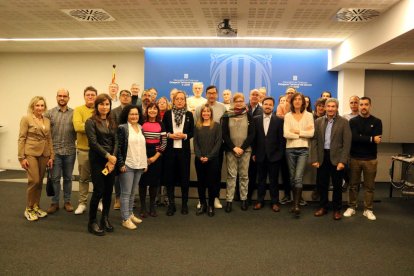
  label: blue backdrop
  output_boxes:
[144,48,337,107]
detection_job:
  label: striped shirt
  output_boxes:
[141,121,167,153]
[45,106,76,155]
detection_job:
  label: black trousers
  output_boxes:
[280,155,291,197]
[195,158,219,207]
[164,148,190,205]
[89,152,115,222]
[317,150,344,211]
[214,143,225,198]
[247,157,258,200]
[257,157,281,204]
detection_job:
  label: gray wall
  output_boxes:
[365,70,414,143]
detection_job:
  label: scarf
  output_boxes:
[222,105,247,118]
[172,105,186,127]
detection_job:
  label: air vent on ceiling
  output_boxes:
[335,8,380,22]
[61,9,115,22]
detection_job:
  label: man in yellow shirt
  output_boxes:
[73,86,97,215]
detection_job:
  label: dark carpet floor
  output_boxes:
[0,179,413,275]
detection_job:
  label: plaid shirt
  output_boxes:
[45,106,76,155]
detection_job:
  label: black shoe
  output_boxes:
[225,202,232,213]
[196,204,206,216]
[241,200,248,211]
[88,222,105,236]
[181,204,189,215]
[100,216,114,232]
[208,206,215,217]
[167,204,175,216]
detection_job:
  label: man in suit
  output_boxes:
[246,89,263,204]
[311,98,351,220]
[252,97,285,212]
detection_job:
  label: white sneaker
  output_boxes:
[24,208,38,221]
[33,204,48,218]
[197,201,201,209]
[74,203,86,215]
[363,210,376,221]
[130,214,143,224]
[214,198,223,209]
[343,208,356,217]
[98,201,103,212]
[122,218,137,230]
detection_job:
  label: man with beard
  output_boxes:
[252,97,285,212]
[344,97,382,221]
[45,89,77,214]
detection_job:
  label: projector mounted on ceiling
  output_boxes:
[217,19,237,37]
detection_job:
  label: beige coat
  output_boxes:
[18,115,54,161]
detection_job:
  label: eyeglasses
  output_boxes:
[120,94,131,97]
[234,100,244,103]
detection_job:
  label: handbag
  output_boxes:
[46,167,55,197]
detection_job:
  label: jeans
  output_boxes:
[52,153,76,204]
[119,165,144,221]
[286,148,309,189]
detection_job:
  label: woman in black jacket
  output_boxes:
[117,105,147,230]
[162,91,194,216]
[85,94,118,236]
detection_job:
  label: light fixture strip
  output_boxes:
[0,36,343,42]
[390,62,414,65]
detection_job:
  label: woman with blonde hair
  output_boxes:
[193,104,222,216]
[18,96,54,221]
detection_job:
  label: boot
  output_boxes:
[207,206,215,217]
[100,216,114,232]
[181,200,189,215]
[196,203,206,216]
[241,200,248,211]
[167,203,176,216]
[88,220,105,236]
[225,202,232,213]
[291,188,302,217]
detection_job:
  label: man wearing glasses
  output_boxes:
[73,86,97,215]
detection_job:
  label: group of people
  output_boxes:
[18,82,382,236]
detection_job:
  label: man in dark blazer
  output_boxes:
[162,91,194,216]
[252,96,285,212]
[246,89,263,203]
[311,98,351,220]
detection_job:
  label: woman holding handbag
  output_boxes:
[18,96,54,221]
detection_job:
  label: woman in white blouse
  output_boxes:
[117,105,147,230]
[283,92,314,217]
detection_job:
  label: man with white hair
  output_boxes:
[187,82,207,113]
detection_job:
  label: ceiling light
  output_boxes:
[390,62,414,65]
[0,36,343,42]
